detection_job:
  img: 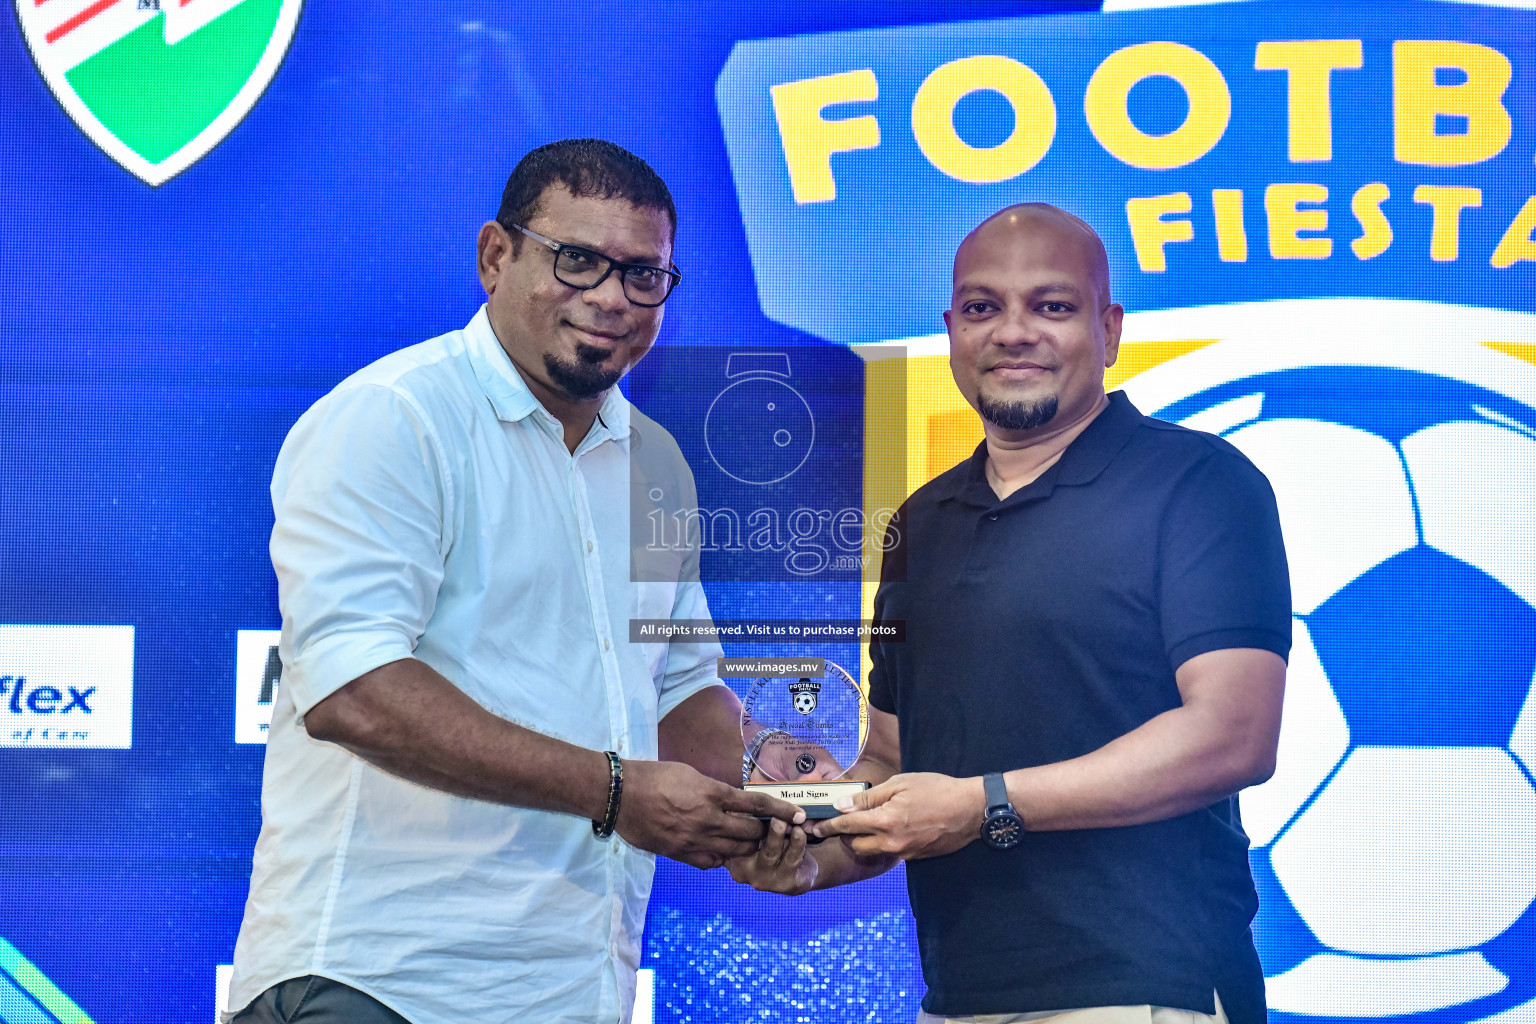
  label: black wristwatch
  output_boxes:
[979,772,1025,849]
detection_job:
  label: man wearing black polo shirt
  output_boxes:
[728,204,1290,1024]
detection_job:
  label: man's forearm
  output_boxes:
[1007,649,1286,831]
[307,659,804,870]
[1004,707,1250,831]
[660,684,748,787]
[809,651,1285,861]
[305,657,610,820]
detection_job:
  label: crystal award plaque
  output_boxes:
[740,659,871,819]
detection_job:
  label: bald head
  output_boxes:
[955,203,1112,309]
[944,202,1124,442]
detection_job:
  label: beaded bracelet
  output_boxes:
[592,750,623,838]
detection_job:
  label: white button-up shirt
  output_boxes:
[226,307,722,1024]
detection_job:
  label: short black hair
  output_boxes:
[495,139,676,245]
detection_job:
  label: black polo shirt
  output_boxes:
[868,391,1290,1023]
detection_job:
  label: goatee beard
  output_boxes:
[545,343,624,400]
[977,393,1058,432]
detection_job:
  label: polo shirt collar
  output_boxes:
[463,304,633,446]
[1055,390,1144,485]
[949,390,1144,507]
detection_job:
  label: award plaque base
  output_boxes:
[746,780,870,820]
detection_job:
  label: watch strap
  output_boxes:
[983,771,1011,814]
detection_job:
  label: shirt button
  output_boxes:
[587,540,594,552]
[603,638,612,651]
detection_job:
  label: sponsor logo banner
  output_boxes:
[234,629,281,744]
[717,1,1536,344]
[0,625,133,749]
[16,0,303,185]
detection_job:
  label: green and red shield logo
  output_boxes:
[17,0,302,185]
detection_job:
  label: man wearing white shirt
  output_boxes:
[225,139,800,1024]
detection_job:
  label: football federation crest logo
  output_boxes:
[17,0,303,185]
[788,678,820,715]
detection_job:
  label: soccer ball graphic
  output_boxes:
[1123,337,1536,1023]
[789,678,821,715]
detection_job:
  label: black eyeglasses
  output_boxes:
[510,223,681,307]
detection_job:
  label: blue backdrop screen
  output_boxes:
[2,1,1534,1022]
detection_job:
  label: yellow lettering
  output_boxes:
[769,70,881,204]
[1491,196,1536,269]
[1394,41,1513,167]
[1267,183,1332,259]
[1211,189,1248,262]
[1351,183,1393,260]
[1126,193,1194,272]
[1253,40,1363,162]
[1085,43,1231,170]
[1413,185,1482,261]
[911,55,1056,183]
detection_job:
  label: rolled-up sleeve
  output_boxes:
[654,579,726,721]
[270,384,453,717]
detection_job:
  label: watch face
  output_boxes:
[984,811,1024,849]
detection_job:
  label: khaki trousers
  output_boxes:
[917,992,1228,1024]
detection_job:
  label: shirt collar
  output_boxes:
[1054,390,1144,485]
[592,387,633,447]
[463,304,633,446]
[947,390,1145,507]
